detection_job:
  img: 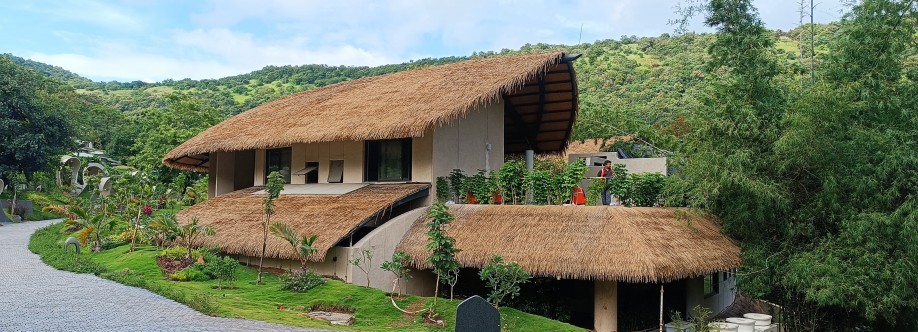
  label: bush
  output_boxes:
[196,255,237,288]
[480,255,531,307]
[158,246,201,260]
[281,269,325,292]
[169,267,209,282]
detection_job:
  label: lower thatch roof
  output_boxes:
[177,183,429,260]
[396,205,741,283]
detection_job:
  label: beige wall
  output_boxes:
[235,246,352,280]
[431,100,505,198]
[349,207,428,295]
[595,280,618,332]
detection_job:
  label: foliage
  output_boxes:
[425,202,460,304]
[169,267,210,282]
[176,217,214,259]
[435,176,450,202]
[65,203,116,252]
[349,247,374,287]
[524,170,553,205]
[447,169,465,202]
[497,160,527,204]
[205,255,239,289]
[0,57,74,177]
[669,0,918,330]
[381,251,413,296]
[258,171,285,285]
[281,269,326,292]
[269,221,319,269]
[149,212,181,247]
[479,255,531,308]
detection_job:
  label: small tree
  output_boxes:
[269,221,318,269]
[479,255,530,308]
[381,251,413,297]
[65,204,114,252]
[211,256,238,290]
[425,202,461,306]
[177,217,214,259]
[349,247,374,287]
[149,212,181,248]
[257,171,284,285]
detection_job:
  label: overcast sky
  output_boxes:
[0,0,846,82]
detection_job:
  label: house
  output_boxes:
[163,52,741,332]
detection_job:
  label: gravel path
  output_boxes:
[0,219,333,332]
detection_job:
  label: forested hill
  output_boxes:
[2,23,837,163]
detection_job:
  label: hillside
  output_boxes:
[2,24,836,167]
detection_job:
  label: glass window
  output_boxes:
[265,148,291,184]
[365,139,411,182]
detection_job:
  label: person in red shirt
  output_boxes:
[597,160,614,205]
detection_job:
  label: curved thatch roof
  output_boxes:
[396,205,741,283]
[177,183,429,260]
[164,52,580,172]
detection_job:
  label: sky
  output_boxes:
[0,0,846,83]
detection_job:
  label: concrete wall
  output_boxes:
[235,246,352,280]
[348,207,430,295]
[569,152,667,176]
[253,149,265,186]
[686,271,737,318]
[430,100,505,199]
[285,141,365,184]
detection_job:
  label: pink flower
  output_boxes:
[142,205,153,216]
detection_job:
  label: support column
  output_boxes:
[595,280,618,332]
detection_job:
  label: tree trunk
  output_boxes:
[129,205,142,252]
[10,187,17,219]
[257,214,269,285]
[433,275,440,306]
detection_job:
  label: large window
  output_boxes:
[365,139,412,182]
[265,147,292,184]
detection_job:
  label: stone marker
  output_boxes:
[65,237,81,255]
[455,295,500,332]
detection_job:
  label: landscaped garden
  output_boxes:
[29,221,581,331]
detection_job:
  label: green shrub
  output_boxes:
[195,255,237,288]
[480,255,531,308]
[281,269,325,292]
[158,246,201,260]
[169,267,209,282]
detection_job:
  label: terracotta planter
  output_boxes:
[493,192,504,204]
[465,193,478,204]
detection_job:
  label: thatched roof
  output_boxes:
[176,183,429,260]
[164,52,580,172]
[396,205,741,283]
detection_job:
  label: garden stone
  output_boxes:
[455,295,499,332]
[64,237,81,254]
[1,200,33,217]
[306,311,354,326]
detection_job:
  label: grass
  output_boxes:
[29,222,582,331]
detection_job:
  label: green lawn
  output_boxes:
[29,222,582,331]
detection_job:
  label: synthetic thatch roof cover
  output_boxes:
[396,205,741,283]
[163,51,578,172]
[177,183,429,260]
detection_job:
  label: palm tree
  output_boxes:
[269,222,318,270]
[148,212,181,248]
[65,205,115,252]
[177,217,214,259]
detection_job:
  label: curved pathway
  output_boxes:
[0,220,332,332]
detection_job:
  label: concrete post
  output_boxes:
[525,150,535,170]
[595,280,618,332]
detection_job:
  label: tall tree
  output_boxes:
[0,57,74,177]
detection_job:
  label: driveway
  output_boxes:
[0,220,332,332]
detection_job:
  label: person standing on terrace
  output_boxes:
[598,160,615,205]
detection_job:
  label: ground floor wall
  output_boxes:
[233,246,352,281]
[686,270,737,318]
